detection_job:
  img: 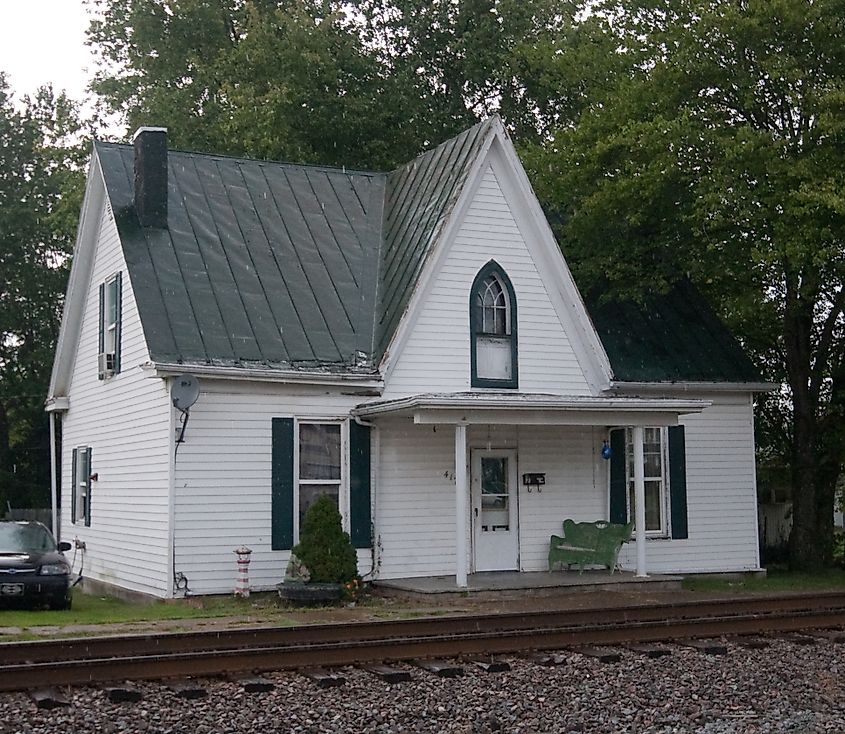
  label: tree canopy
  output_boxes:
[0,75,86,510]
[86,0,573,168]
[522,0,845,568]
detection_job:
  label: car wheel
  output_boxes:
[49,596,72,611]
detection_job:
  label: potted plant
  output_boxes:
[277,495,359,604]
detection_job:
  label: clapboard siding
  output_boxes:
[375,398,759,580]
[375,419,458,578]
[172,388,373,595]
[60,203,172,597]
[384,161,592,397]
[617,393,760,572]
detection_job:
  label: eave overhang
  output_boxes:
[143,361,384,391]
[607,380,778,394]
[45,397,70,413]
[352,392,710,426]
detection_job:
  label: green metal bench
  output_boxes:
[548,519,634,574]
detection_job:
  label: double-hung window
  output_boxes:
[271,417,372,550]
[71,446,92,526]
[470,260,518,388]
[98,272,122,378]
[625,427,668,535]
[608,425,689,540]
[297,422,343,539]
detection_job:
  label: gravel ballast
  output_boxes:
[0,638,842,733]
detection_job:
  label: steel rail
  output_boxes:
[0,601,843,692]
[2,590,844,666]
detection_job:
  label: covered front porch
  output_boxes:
[354,392,708,587]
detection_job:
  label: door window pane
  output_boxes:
[480,457,509,531]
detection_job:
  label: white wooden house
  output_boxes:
[46,119,769,598]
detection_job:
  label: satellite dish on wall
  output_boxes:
[171,374,200,411]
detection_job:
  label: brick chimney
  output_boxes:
[132,127,168,228]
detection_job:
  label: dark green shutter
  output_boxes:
[84,448,92,527]
[71,448,78,523]
[668,425,689,539]
[113,272,122,374]
[98,283,105,379]
[349,421,372,549]
[271,418,295,550]
[609,428,627,524]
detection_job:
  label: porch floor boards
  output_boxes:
[374,570,683,598]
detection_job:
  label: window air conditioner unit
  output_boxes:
[98,352,116,377]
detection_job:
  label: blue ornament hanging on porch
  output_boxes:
[601,440,612,460]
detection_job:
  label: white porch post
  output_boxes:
[454,424,468,587]
[49,411,58,539]
[632,425,648,577]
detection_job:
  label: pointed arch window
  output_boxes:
[470,261,518,388]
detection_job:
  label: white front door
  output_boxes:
[471,449,519,571]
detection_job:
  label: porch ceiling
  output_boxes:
[352,392,710,426]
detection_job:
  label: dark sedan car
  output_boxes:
[0,521,73,610]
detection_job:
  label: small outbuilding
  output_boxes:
[47,119,768,598]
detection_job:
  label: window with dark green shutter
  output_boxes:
[273,418,370,549]
[608,425,689,539]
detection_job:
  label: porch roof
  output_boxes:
[352,392,710,426]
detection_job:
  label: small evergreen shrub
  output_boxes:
[291,495,359,584]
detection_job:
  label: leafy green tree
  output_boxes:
[0,75,86,510]
[86,0,573,166]
[523,0,845,569]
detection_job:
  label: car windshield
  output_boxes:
[0,524,57,553]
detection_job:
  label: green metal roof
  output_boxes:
[97,142,385,369]
[586,281,761,383]
[95,122,758,385]
[376,119,495,356]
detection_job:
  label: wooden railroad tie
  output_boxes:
[166,680,208,699]
[810,629,845,644]
[678,639,728,655]
[414,659,464,678]
[625,642,672,658]
[729,636,770,650]
[230,676,275,693]
[524,652,567,667]
[776,633,818,646]
[105,684,143,703]
[301,668,346,688]
[569,646,621,663]
[30,689,70,710]
[469,656,511,673]
[362,664,412,683]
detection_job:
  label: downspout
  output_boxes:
[49,411,58,539]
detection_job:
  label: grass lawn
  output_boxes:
[683,567,845,593]
[0,590,294,634]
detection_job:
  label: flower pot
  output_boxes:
[277,580,344,605]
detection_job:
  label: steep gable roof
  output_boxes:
[376,119,495,357]
[69,119,758,389]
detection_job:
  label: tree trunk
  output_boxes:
[784,277,835,570]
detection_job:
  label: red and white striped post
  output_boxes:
[233,546,252,598]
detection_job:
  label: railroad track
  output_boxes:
[1,591,843,692]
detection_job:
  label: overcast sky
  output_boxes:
[1,1,93,101]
